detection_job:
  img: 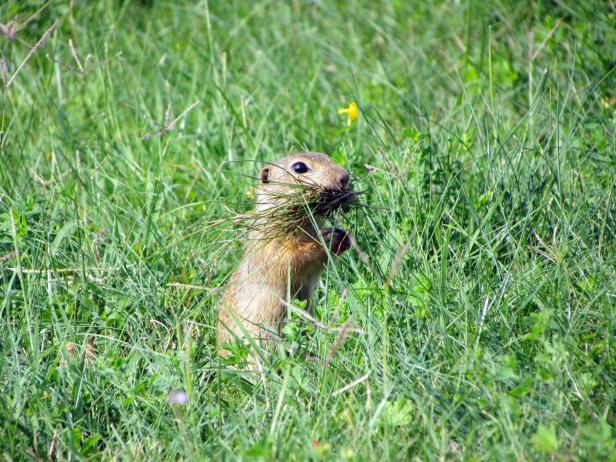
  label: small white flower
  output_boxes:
[167,389,188,405]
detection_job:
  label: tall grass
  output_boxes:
[1,0,614,459]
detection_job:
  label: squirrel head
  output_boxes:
[255,152,351,215]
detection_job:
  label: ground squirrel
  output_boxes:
[217,152,355,363]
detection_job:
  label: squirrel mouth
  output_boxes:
[312,188,362,215]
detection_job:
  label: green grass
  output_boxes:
[1,0,615,460]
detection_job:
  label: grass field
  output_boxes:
[1,0,615,460]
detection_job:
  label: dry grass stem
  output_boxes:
[143,100,201,140]
[0,56,8,85]
[386,242,410,285]
[166,282,220,292]
[332,372,370,396]
[325,317,354,365]
[285,302,365,335]
[6,24,55,88]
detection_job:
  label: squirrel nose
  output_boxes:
[340,171,350,189]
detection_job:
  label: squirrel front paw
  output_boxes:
[321,228,351,255]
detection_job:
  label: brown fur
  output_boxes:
[217,152,352,361]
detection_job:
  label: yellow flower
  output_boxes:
[338,101,359,126]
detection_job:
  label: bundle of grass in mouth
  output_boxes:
[229,181,364,240]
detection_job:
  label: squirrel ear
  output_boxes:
[259,167,270,183]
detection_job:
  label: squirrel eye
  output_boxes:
[291,161,309,174]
